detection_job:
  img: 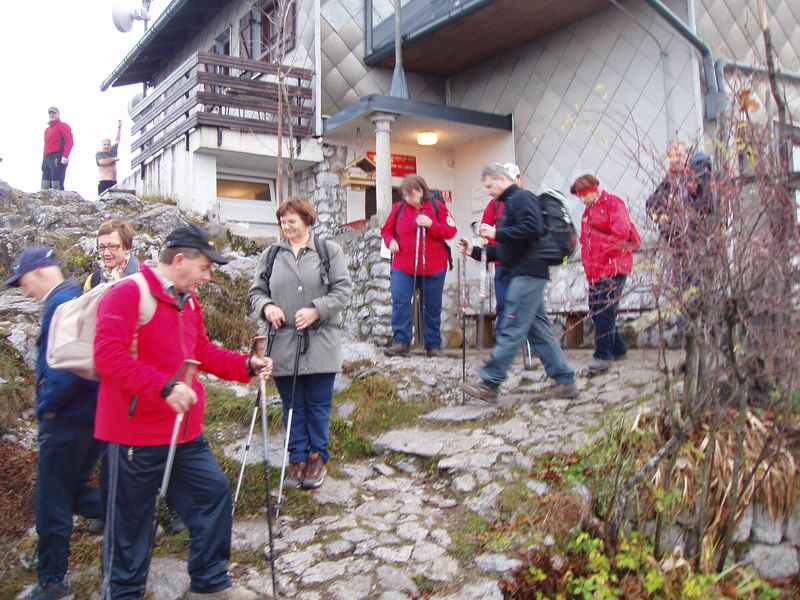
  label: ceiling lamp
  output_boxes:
[416,131,438,146]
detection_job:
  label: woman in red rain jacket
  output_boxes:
[380,174,457,357]
[570,174,641,376]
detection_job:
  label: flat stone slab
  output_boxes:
[373,428,505,458]
[422,405,497,422]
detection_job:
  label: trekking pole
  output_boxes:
[460,256,467,400]
[477,245,488,357]
[411,225,421,348]
[420,226,427,350]
[255,330,279,598]
[276,329,305,518]
[524,339,534,369]
[141,358,200,596]
[232,328,276,516]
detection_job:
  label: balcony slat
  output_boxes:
[132,95,199,152]
[196,72,312,100]
[195,91,313,119]
[133,74,199,130]
[197,51,313,81]
[131,54,200,119]
[132,115,198,169]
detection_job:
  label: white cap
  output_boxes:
[503,162,521,180]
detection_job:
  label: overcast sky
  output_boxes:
[0,1,167,201]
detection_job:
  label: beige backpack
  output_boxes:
[46,272,157,381]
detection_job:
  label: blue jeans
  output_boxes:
[480,275,575,387]
[36,417,103,586]
[494,264,507,333]
[390,269,446,350]
[102,435,232,599]
[588,275,627,361]
[274,373,335,464]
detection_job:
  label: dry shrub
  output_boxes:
[0,442,36,536]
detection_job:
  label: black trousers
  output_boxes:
[102,434,233,599]
[98,180,117,195]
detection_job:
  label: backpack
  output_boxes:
[261,235,332,294]
[46,272,156,381]
[393,194,454,270]
[534,189,578,266]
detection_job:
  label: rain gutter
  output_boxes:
[100,0,192,91]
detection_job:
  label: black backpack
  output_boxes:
[393,193,454,270]
[534,190,578,266]
[261,236,332,294]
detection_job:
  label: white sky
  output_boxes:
[0,1,167,201]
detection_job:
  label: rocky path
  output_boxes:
[68,346,681,600]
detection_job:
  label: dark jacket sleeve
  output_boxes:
[494,190,544,244]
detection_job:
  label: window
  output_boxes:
[217,179,275,202]
[239,1,296,62]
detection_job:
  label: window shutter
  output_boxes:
[239,11,253,58]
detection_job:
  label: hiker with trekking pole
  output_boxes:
[93,224,272,600]
[249,197,352,497]
[380,174,457,358]
[458,163,579,404]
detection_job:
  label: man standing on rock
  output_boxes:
[96,120,122,196]
[4,247,103,600]
[42,106,73,190]
[458,163,578,403]
[93,224,272,600]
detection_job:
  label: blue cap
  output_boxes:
[3,247,59,287]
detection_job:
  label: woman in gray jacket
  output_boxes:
[249,197,352,489]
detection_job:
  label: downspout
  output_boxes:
[100,0,193,90]
[715,58,800,91]
[642,0,726,119]
[314,0,323,137]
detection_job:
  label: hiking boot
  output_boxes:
[284,461,306,488]
[170,511,187,535]
[613,353,628,362]
[581,359,611,377]
[87,518,104,535]
[302,452,327,489]
[459,381,498,404]
[384,344,410,357]
[30,582,74,600]
[426,348,444,358]
[185,586,259,600]
[540,382,579,400]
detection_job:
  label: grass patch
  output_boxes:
[0,338,33,432]
[198,271,258,352]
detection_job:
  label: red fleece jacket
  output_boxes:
[94,264,252,446]
[579,190,640,283]
[43,119,73,158]
[380,199,457,275]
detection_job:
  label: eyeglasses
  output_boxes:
[97,243,123,252]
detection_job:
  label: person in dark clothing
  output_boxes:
[458,164,577,403]
[4,247,103,600]
[42,106,73,190]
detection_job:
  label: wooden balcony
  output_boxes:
[130,52,314,169]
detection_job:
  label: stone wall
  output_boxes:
[296,143,350,237]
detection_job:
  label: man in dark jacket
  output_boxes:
[458,164,577,403]
[4,247,103,600]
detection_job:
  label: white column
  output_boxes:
[370,113,396,219]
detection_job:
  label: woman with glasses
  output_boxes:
[84,219,140,291]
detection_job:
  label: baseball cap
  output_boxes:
[3,247,59,287]
[47,106,59,114]
[164,224,228,264]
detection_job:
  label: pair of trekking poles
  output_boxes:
[411,224,427,348]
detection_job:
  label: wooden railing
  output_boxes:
[130,52,314,169]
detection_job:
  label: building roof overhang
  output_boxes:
[366,0,610,77]
[101,0,219,90]
[323,95,512,150]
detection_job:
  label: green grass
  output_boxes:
[198,272,258,352]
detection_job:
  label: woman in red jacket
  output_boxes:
[380,174,457,357]
[570,174,641,376]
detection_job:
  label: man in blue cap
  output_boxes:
[4,247,103,600]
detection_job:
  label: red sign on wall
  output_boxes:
[367,151,417,177]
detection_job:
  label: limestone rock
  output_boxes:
[145,557,190,600]
[752,503,784,544]
[744,543,799,580]
[475,553,523,573]
[376,565,419,596]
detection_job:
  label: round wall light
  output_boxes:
[416,131,438,146]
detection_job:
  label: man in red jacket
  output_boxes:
[94,224,271,600]
[42,106,73,190]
